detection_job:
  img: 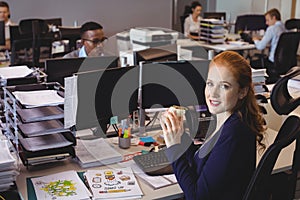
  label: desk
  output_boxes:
[16,130,184,200]
[177,39,256,53]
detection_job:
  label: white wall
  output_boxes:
[8,0,173,37]
[216,0,293,23]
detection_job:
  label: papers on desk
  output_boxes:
[85,167,143,199]
[75,138,123,168]
[131,162,177,189]
[0,140,19,191]
[227,41,248,46]
[30,170,91,200]
[12,90,64,108]
[0,65,34,79]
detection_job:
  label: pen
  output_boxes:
[99,189,131,193]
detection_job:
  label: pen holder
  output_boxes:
[119,137,131,149]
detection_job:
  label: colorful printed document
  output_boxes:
[30,170,91,200]
[85,167,143,199]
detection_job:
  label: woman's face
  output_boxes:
[205,64,244,116]
[192,6,202,16]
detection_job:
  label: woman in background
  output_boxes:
[184,1,202,40]
[161,51,266,200]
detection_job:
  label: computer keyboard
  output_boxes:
[133,150,173,176]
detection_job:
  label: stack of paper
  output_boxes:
[0,65,34,79]
[0,140,19,192]
[12,90,64,108]
[252,68,267,94]
[85,167,143,199]
[30,170,91,200]
[75,138,123,168]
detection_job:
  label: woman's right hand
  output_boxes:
[160,110,184,148]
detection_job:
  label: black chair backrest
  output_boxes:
[19,19,49,37]
[285,18,300,31]
[180,15,189,34]
[235,14,267,33]
[270,66,300,115]
[243,115,300,200]
[273,32,300,75]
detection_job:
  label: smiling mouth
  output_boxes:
[210,100,221,107]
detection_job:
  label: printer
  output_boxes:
[129,27,179,49]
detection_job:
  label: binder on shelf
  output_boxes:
[16,106,64,123]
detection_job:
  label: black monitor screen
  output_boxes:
[76,66,139,132]
[44,18,62,26]
[45,56,119,86]
[134,47,177,65]
[130,60,209,111]
[0,21,5,45]
[203,12,226,20]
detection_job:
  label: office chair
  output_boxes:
[251,31,300,81]
[285,18,300,31]
[270,66,300,115]
[10,19,53,67]
[243,115,300,200]
[270,32,300,76]
[180,15,189,34]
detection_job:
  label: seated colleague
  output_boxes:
[160,51,266,200]
[184,1,202,40]
[63,21,106,58]
[0,1,13,50]
[251,8,286,82]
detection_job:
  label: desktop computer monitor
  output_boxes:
[130,60,209,110]
[134,47,177,65]
[45,56,119,86]
[203,12,226,21]
[76,66,139,133]
[129,60,212,140]
[0,21,5,46]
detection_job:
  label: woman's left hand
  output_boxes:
[160,111,184,148]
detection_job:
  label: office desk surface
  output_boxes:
[177,39,256,52]
[16,131,184,200]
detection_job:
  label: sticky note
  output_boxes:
[110,116,118,125]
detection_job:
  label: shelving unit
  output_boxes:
[200,19,225,44]
[0,67,47,128]
[3,82,76,167]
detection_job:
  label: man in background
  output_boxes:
[63,21,106,58]
[251,8,286,83]
[0,1,13,50]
